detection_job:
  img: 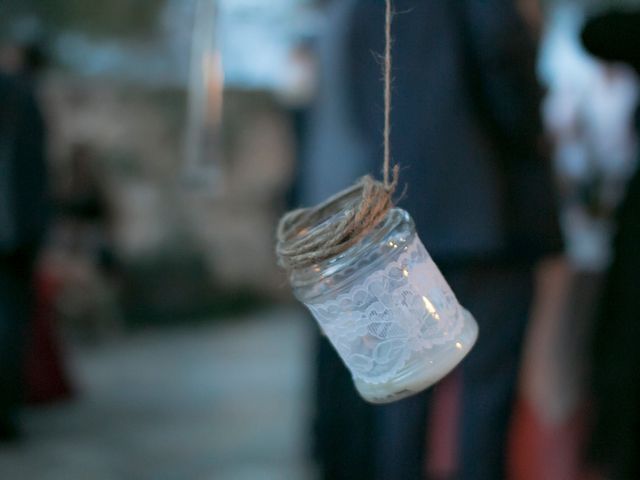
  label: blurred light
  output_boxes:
[422,296,440,321]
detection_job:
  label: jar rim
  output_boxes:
[289,207,414,295]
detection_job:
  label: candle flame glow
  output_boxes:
[422,296,440,320]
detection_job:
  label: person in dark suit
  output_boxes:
[345,1,561,478]
[581,10,640,480]
[0,70,49,441]
[302,2,378,479]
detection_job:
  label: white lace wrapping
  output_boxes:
[306,237,465,384]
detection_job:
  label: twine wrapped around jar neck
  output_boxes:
[276,0,398,272]
[276,170,398,271]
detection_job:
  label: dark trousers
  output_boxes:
[0,249,36,421]
[373,265,534,480]
[314,334,376,480]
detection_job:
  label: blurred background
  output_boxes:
[1,0,639,479]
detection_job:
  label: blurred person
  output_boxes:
[505,8,639,478]
[542,19,638,270]
[347,1,561,479]
[581,10,640,480]
[0,68,49,441]
[557,62,637,271]
[54,143,121,341]
[57,144,111,253]
[296,1,377,478]
[2,37,74,407]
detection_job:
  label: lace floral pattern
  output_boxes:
[307,237,465,384]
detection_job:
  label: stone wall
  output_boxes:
[43,73,295,301]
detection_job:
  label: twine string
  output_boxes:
[383,0,393,187]
[276,0,398,272]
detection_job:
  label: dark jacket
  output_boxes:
[0,73,48,254]
[348,0,561,265]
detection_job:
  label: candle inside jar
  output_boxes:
[353,310,478,403]
[292,209,479,404]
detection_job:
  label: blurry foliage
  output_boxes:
[3,0,164,39]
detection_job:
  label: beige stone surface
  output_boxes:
[42,74,295,298]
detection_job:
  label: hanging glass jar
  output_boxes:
[288,207,478,404]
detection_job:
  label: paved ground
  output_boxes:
[0,306,317,480]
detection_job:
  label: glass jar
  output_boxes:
[290,208,478,404]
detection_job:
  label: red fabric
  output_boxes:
[508,397,589,480]
[426,371,462,479]
[25,270,73,404]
